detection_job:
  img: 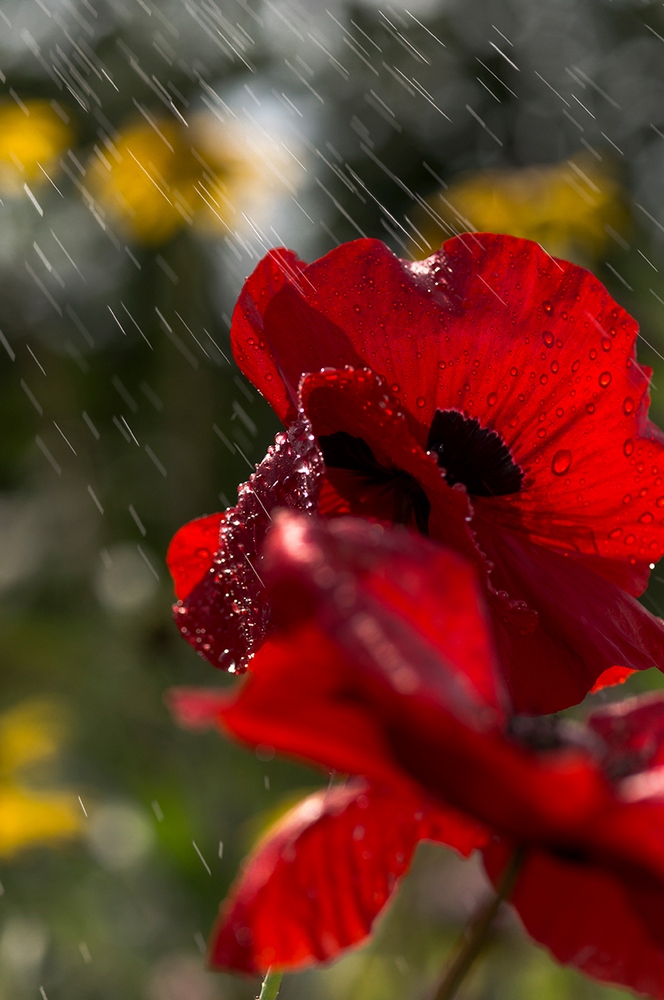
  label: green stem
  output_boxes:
[432,849,524,1000]
[258,969,283,1000]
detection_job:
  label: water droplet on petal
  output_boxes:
[542,331,554,347]
[543,300,553,315]
[551,450,572,476]
[624,396,635,415]
[624,439,634,457]
[487,392,498,406]
[416,396,426,408]
[599,371,612,388]
[639,512,654,524]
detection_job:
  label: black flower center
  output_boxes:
[318,432,431,534]
[318,410,523,537]
[426,409,524,497]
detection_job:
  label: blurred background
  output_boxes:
[2,0,664,997]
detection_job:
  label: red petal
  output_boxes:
[232,238,452,433]
[264,512,507,723]
[232,235,664,593]
[231,248,310,423]
[210,781,487,974]
[590,666,636,694]
[173,419,323,671]
[475,524,664,714]
[484,841,664,999]
[167,513,224,600]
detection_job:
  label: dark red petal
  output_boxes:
[475,524,664,714]
[231,248,310,422]
[167,512,224,600]
[484,841,664,1000]
[264,512,507,723]
[173,419,323,671]
[210,781,487,974]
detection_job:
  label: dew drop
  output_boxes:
[608,527,622,539]
[586,402,595,414]
[416,396,426,408]
[543,300,553,315]
[625,534,636,545]
[589,348,598,360]
[542,330,554,347]
[601,337,612,352]
[551,450,572,476]
[599,371,612,388]
[639,512,654,524]
[510,366,518,377]
[656,496,664,508]
[540,374,548,385]
[551,360,560,374]
[623,396,635,415]
[624,439,634,457]
[487,392,498,406]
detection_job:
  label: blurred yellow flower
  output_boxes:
[89,113,296,245]
[0,699,83,856]
[0,99,71,194]
[418,155,627,264]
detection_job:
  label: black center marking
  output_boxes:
[426,409,524,497]
[319,432,431,534]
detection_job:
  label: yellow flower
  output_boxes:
[89,113,295,245]
[417,154,627,264]
[0,699,83,856]
[0,99,71,194]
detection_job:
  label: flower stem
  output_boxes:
[258,969,283,1000]
[432,849,524,1000]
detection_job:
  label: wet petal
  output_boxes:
[172,418,323,672]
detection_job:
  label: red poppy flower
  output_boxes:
[223,233,664,714]
[171,513,664,997]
